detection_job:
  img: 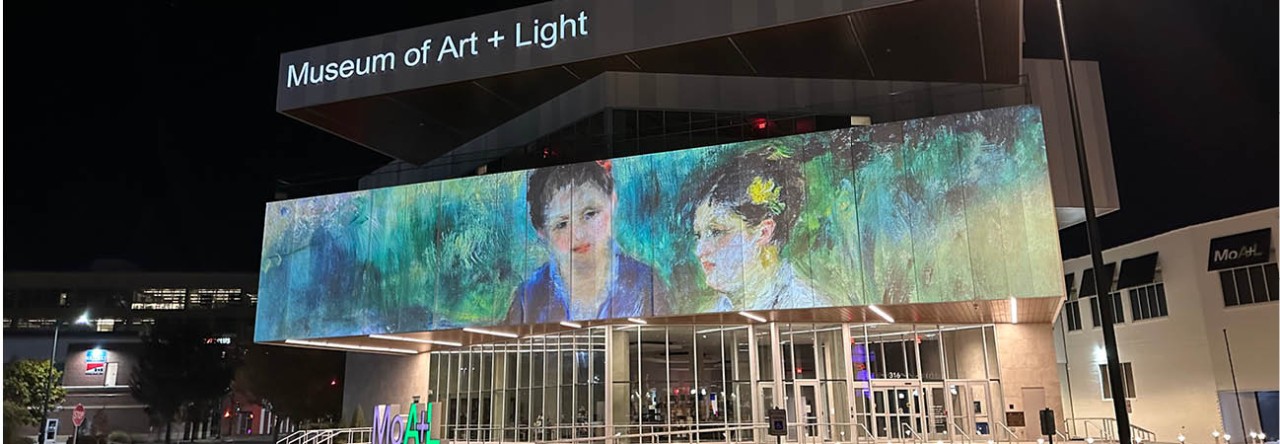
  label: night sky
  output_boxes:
[3,1,1275,272]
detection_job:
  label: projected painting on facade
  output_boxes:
[255,106,1060,341]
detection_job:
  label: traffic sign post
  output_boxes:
[71,404,85,444]
[767,407,787,444]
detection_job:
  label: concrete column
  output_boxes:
[993,323,1065,438]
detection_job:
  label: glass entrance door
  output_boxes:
[868,383,924,440]
[793,382,830,442]
[947,381,993,438]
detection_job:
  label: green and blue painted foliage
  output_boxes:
[255,106,1059,341]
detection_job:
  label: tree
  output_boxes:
[129,321,239,444]
[3,359,66,425]
[5,400,34,444]
[89,409,111,437]
[234,344,343,443]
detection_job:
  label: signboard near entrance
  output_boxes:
[767,408,787,436]
[1208,228,1271,270]
[1005,411,1025,427]
[85,349,106,375]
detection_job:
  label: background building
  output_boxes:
[2,272,259,442]
[1055,208,1279,441]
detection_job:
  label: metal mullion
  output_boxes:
[840,324,857,441]
[553,334,562,443]
[747,324,761,444]
[664,328,672,440]
[691,325,701,444]
[718,327,730,438]
[636,326,644,442]
[859,325,877,439]
[512,344,520,443]
[786,324,802,443]
[603,327,614,443]
[910,325,925,441]
[444,352,455,440]
[467,350,476,443]
[571,332,579,443]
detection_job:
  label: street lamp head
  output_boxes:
[1225,435,1232,441]
[1214,432,1221,439]
[1179,434,1186,443]
[74,312,91,325]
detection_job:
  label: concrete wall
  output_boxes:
[1056,208,1278,441]
[342,352,432,418]
[994,324,1065,438]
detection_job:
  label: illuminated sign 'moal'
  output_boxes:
[372,403,438,444]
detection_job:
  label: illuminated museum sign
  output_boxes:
[372,402,438,444]
[273,0,910,111]
[285,11,589,89]
[1208,228,1272,271]
[255,106,1063,342]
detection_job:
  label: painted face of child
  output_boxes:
[693,199,762,295]
[540,182,615,269]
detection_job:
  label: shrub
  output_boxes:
[106,431,131,444]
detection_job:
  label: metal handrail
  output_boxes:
[856,422,876,444]
[276,427,372,444]
[994,421,1020,444]
[901,422,920,444]
[950,420,973,444]
[1063,417,1158,443]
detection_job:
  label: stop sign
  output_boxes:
[72,404,85,427]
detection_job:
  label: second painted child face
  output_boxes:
[693,199,754,294]
[540,182,615,269]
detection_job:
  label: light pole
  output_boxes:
[1050,1,1132,443]
[38,311,91,444]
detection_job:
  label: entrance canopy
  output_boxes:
[276,0,1023,164]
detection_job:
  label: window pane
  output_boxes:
[1250,266,1270,305]
[1068,302,1082,331]
[1221,271,1239,306]
[1099,364,1111,399]
[1265,263,1279,302]
[1111,293,1125,323]
[1089,298,1101,327]
[1235,268,1254,304]
[1155,284,1168,317]
[1123,363,1136,398]
[1136,290,1146,321]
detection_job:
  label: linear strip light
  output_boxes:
[1010,297,1019,324]
[369,334,462,347]
[284,339,418,355]
[627,318,648,325]
[867,305,895,323]
[463,327,519,339]
[738,311,767,323]
[559,321,583,329]
[695,326,748,334]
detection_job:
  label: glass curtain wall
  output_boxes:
[425,323,1003,444]
[849,324,1005,442]
[428,328,607,443]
